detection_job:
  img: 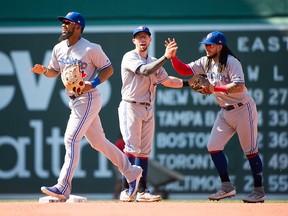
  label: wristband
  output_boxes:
[214,85,227,92]
[91,77,101,88]
[182,80,189,87]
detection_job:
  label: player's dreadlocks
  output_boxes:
[205,45,240,73]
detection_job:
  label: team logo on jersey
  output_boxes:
[207,72,231,84]
[81,69,87,78]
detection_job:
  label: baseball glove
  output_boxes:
[188,74,210,94]
[61,64,85,96]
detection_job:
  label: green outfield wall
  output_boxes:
[0,0,287,199]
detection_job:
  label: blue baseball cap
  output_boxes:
[200,31,227,45]
[58,12,86,29]
[132,26,151,37]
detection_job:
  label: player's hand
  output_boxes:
[164,38,178,59]
[83,81,92,92]
[165,38,176,46]
[165,38,178,58]
[30,64,47,75]
[197,83,214,95]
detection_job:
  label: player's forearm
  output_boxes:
[162,76,184,88]
[97,65,114,83]
[136,55,167,76]
[90,65,114,88]
[30,64,59,77]
[43,66,60,78]
[226,83,245,93]
[171,56,193,76]
[213,83,245,93]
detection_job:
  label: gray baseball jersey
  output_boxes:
[49,38,142,198]
[119,49,169,157]
[189,55,258,155]
[120,49,169,105]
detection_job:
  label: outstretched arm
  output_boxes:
[30,64,60,78]
[171,56,194,76]
[161,76,187,88]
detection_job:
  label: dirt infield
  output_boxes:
[1,201,287,216]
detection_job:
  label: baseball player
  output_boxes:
[30,11,142,201]
[167,32,266,203]
[118,26,188,202]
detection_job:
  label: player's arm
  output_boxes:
[136,56,167,76]
[84,65,114,91]
[96,64,114,83]
[136,39,177,76]
[210,82,245,94]
[161,76,187,88]
[170,56,194,76]
[226,82,245,93]
[30,64,60,78]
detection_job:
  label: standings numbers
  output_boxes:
[268,88,288,106]
[268,175,288,192]
[242,174,288,193]
[249,88,287,106]
[268,153,288,170]
[268,131,288,148]
[268,110,288,127]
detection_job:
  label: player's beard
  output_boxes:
[207,53,217,59]
[58,31,73,42]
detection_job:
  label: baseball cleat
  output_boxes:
[136,190,161,202]
[41,186,67,201]
[127,165,142,198]
[208,189,236,201]
[119,189,134,202]
[243,187,266,203]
